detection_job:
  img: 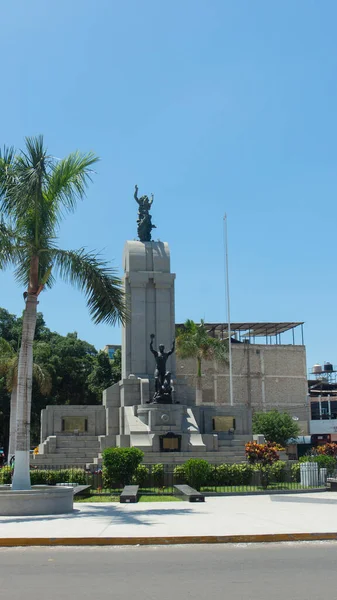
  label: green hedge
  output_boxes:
[214,463,254,486]
[0,467,11,484]
[173,461,289,488]
[132,464,149,486]
[0,467,87,486]
[152,464,165,488]
[183,459,211,490]
[102,447,144,488]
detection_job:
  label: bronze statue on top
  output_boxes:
[134,184,156,242]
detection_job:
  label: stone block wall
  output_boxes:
[177,343,309,420]
[40,405,106,442]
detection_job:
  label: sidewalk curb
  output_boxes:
[1,532,337,547]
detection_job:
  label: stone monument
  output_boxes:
[102,187,207,452]
[35,186,252,467]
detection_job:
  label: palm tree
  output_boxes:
[0,136,126,490]
[0,338,51,461]
[176,319,228,405]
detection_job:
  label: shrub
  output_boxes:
[173,464,186,483]
[231,463,254,485]
[0,466,12,484]
[214,464,232,485]
[291,462,300,482]
[0,467,87,486]
[208,464,219,486]
[152,464,164,488]
[102,447,144,488]
[183,459,211,490]
[252,410,300,446]
[245,441,282,465]
[214,463,254,486]
[316,443,337,457]
[30,468,87,485]
[132,465,149,486]
[263,460,287,482]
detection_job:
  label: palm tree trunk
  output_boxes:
[8,384,17,462]
[196,357,203,406]
[11,295,38,490]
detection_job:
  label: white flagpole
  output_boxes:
[223,214,234,406]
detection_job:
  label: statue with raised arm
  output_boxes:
[149,334,175,403]
[134,184,156,242]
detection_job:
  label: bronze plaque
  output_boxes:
[213,416,235,432]
[62,416,87,433]
[163,437,179,450]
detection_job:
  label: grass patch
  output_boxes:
[74,494,119,503]
[74,493,180,503]
[201,483,325,493]
[138,494,180,502]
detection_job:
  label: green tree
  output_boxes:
[252,410,301,446]
[0,136,125,490]
[110,348,121,383]
[33,332,98,406]
[87,350,114,397]
[176,319,228,404]
[0,338,51,460]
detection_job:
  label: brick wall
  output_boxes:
[176,343,309,420]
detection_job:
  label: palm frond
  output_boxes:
[5,356,18,391]
[50,248,126,325]
[176,318,229,364]
[0,337,15,358]
[0,220,19,270]
[0,145,15,204]
[1,136,51,220]
[47,151,99,217]
[32,363,52,395]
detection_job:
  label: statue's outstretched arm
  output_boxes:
[167,339,175,356]
[150,335,157,356]
[134,184,140,205]
[149,193,154,206]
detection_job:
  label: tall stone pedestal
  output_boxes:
[122,241,176,379]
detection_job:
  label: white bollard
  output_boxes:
[300,462,319,487]
[319,468,327,486]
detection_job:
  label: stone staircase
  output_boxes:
[89,437,248,469]
[32,434,249,470]
[32,435,101,468]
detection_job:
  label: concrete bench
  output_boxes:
[56,483,91,496]
[120,485,139,503]
[174,484,205,502]
[327,478,337,491]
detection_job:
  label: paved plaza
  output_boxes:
[1,492,337,543]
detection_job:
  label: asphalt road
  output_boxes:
[0,542,336,600]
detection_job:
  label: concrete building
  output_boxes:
[308,361,337,439]
[103,344,120,359]
[177,322,309,433]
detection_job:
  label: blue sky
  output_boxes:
[1,0,336,372]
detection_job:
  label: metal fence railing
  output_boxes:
[3,462,326,496]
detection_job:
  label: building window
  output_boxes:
[331,401,337,419]
[311,403,320,420]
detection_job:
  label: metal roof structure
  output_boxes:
[175,322,304,345]
[202,322,303,337]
